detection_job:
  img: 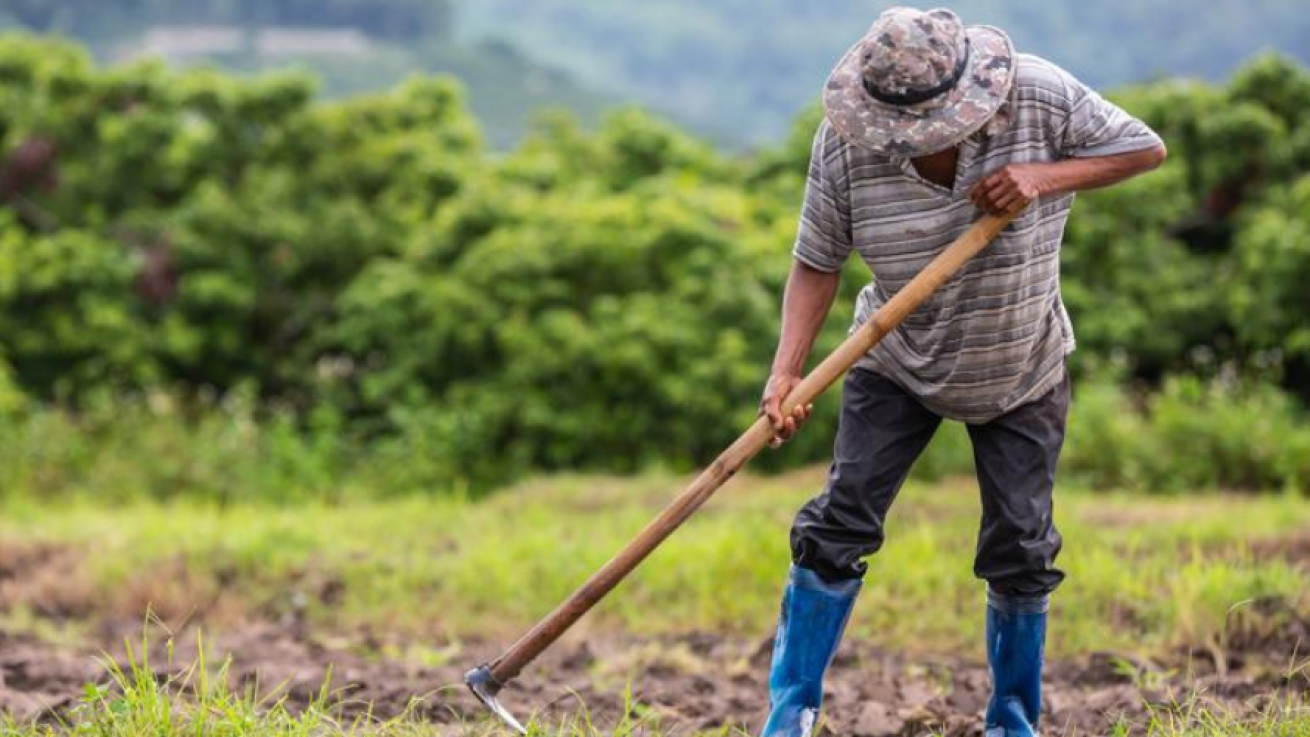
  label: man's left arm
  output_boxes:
[971,68,1168,214]
[970,146,1166,215]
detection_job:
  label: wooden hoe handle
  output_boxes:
[479,211,1017,691]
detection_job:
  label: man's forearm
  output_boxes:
[771,261,842,376]
[1039,145,1168,194]
[971,144,1167,214]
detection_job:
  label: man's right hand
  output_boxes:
[760,373,813,449]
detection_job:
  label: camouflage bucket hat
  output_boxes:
[823,7,1016,156]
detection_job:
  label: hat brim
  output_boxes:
[823,25,1015,157]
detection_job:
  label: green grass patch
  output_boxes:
[0,635,448,737]
[1,469,1306,661]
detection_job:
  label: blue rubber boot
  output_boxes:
[984,589,1049,737]
[760,565,860,737]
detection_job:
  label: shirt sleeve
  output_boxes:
[1055,66,1164,158]
[791,121,854,273]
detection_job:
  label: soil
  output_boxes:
[1,539,1307,736]
[0,616,1307,737]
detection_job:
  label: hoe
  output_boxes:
[465,210,1019,733]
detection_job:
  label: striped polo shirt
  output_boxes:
[794,54,1163,423]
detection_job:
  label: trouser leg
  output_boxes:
[967,368,1069,597]
[790,368,942,581]
[968,368,1070,736]
[760,369,939,737]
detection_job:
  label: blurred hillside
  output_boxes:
[0,0,610,148]
[2,1,1308,147]
[460,0,1310,144]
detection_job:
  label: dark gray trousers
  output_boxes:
[791,366,1069,597]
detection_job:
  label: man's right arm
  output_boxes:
[764,121,852,447]
[761,259,842,448]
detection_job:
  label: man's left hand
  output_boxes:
[970,163,1049,215]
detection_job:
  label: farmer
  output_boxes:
[759,8,1166,737]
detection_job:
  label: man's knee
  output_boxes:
[787,370,938,584]
[788,487,885,582]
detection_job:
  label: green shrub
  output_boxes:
[0,37,1308,493]
[1060,373,1155,490]
[0,354,26,416]
[5,372,1304,504]
[1063,373,1310,493]
[1142,375,1310,492]
[1228,175,1310,364]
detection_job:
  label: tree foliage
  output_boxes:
[0,36,1307,490]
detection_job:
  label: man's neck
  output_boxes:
[910,146,959,189]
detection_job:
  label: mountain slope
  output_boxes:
[458,0,1310,146]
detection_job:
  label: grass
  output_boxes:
[1123,703,1310,737]
[0,633,443,737]
[1,637,1306,737]
[0,467,1307,661]
[0,469,1307,735]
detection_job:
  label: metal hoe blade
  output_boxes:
[465,665,527,735]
